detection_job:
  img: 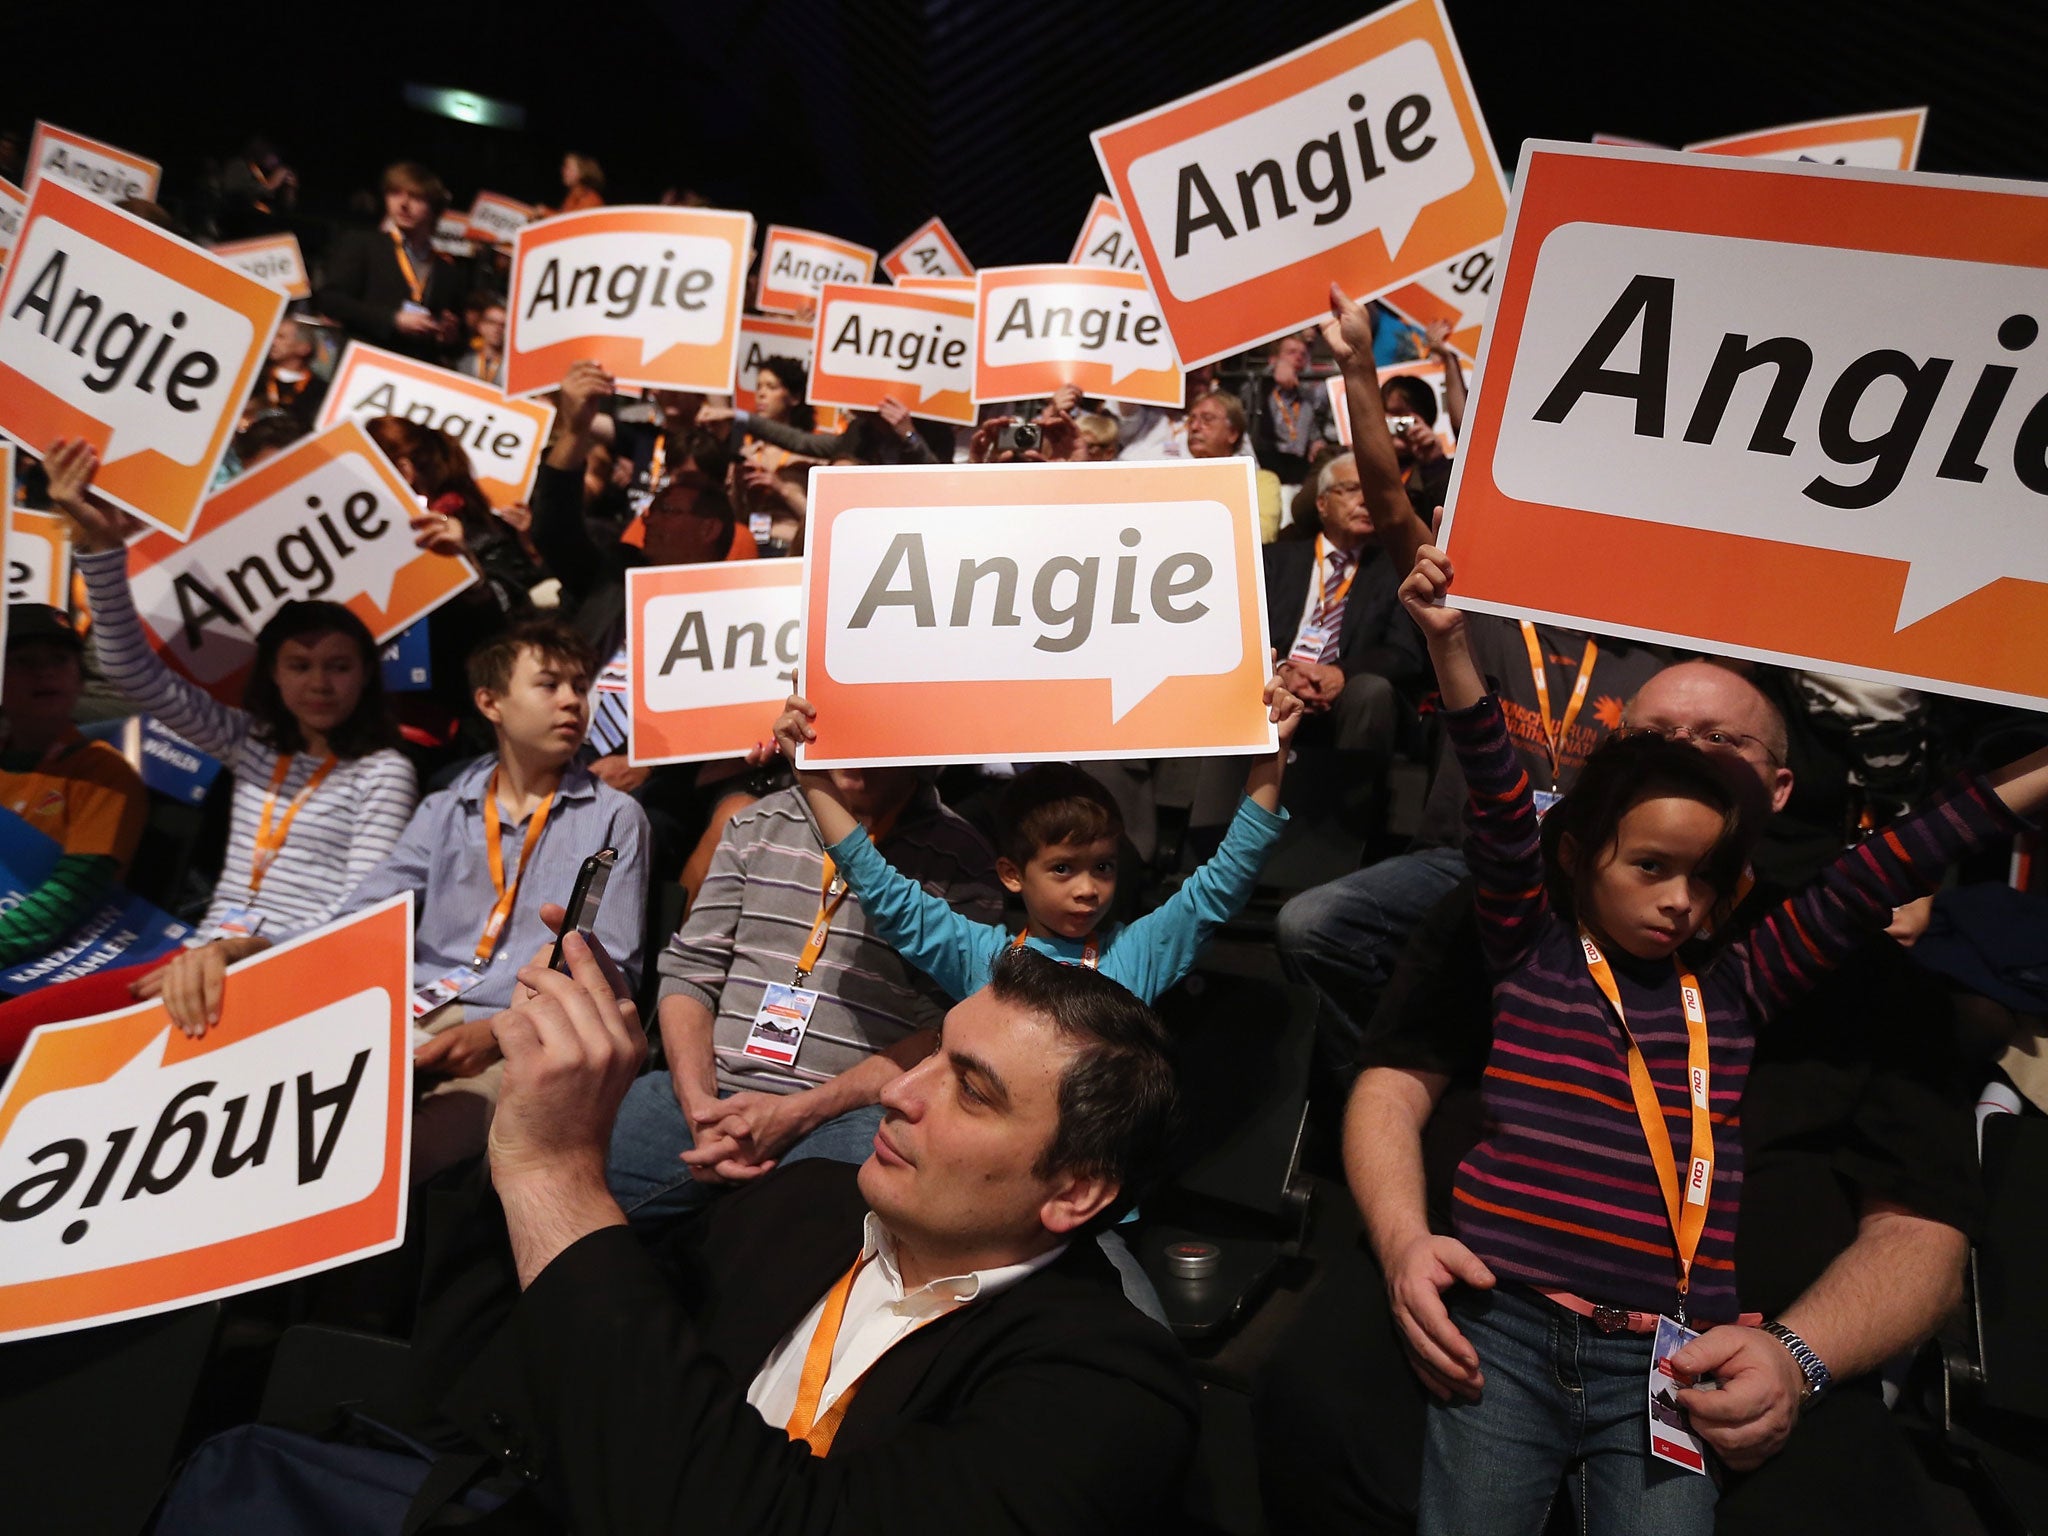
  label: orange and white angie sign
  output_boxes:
[1378,237,1496,362]
[0,178,24,274]
[21,122,160,206]
[1440,141,2048,711]
[1686,108,1927,171]
[755,225,878,316]
[810,283,976,427]
[1092,0,1506,368]
[319,342,555,508]
[974,264,1182,409]
[0,896,413,1343]
[0,180,285,541]
[799,459,1275,766]
[7,501,73,610]
[125,420,478,700]
[211,232,312,299]
[627,559,802,765]
[506,205,754,398]
[1070,195,1143,271]
[881,216,974,282]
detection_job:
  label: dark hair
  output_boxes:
[664,423,733,487]
[243,602,399,757]
[234,410,308,464]
[997,763,1123,867]
[755,355,815,431]
[364,416,493,528]
[466,616,598,699]
[647,470,735,535]
[1538,732,1762,932]
[986,946,1178,1230]
[381,160,449,213]
[1381,375,1439,424]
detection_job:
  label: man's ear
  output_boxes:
[995,857,1026,896]
[1039,1172,1119,1238]
[473,687,503,727]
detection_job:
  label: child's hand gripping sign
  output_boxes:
[798,459,1276,766]
[0,180,286,541]
[505,205,754,399]
[1091,0,1506,369]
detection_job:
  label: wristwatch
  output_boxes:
[1761,1320,1832,1403]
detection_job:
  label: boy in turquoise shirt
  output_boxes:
[767,679,1302,1004]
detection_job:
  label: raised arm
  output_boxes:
[1426,320,1468,439]
[532,362,615,604]
[1324,284,1432,579]
[48,439,251,760]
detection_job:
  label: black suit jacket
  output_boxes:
[1263,537,1424,690]
[407,1160,1198,1535]
[313,227,467,356]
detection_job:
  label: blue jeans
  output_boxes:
[1419,1285,1718,1536]
[1275,846,1469,1076]
[606,1071,886,1230]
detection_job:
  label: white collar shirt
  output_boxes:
[746,1213,1066,1431]
[1295,535,1357,644]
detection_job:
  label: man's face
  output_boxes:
[859,988,1108,1263]
[270,323,312,367]
[476,647,590,764]
[1274,337,1309,388]
[999,835,1119,941]
[1315,459,1373,545]
[1624,661,1794,812]
[385,184,435,236]
[1184,395,1238,459]
[476,307,507,349]
[641,474,730,567]
[3,641,83,729]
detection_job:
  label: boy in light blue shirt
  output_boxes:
[767,680,1302,1004]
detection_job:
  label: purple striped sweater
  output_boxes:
[1445,695,2020,1319]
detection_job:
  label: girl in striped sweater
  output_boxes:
[1398,542,2048,1535]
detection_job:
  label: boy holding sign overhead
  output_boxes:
[768,678,1302,1004]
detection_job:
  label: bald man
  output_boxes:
[1256,657,1980,1536]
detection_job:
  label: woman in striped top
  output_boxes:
[1398,542,2048,1535]
[45,439,419,1032]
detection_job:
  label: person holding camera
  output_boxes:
[1242,332,1339,491]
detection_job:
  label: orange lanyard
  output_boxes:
[1274,390,1303,440]
[795,811,899,984]
[388,230,428,304]
[1011,927,1099,969]
[1520,621,1597,791]
[476,770,557,967]
[1314,535,1357,611]
[265,371,308,406]
[784,1253,938,1457]
[1579,929,1714,1322]
[250,753,337,894]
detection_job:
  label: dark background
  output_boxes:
[4,0,2044,264]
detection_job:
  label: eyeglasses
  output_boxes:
[1624,722,1782,765]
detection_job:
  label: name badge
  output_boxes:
[411,965,486,1021]
[1288,624,1332,666]
[749,511,775,542]
[1647,1314,1711,1475]
[194,908,267,946]
[743,982,819,1065]
[400,300,434,318]
[1531,788,1562,819]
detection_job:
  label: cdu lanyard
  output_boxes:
[1520,621,1597,792]
[388,229,428,304]
[794,811,899,985]
[784,1253,939,1457]
[1011,927,1099,969]
[1579,929,1715,1323]
[474,770,557,968]
[249,753,338,895]
[1313,534,1358,614]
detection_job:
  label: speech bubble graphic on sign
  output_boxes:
[627,559,802,765]
[1378,237,1496,362]
[1685,108,1927,172]
[0,896,412,1343]
[1093,0,1505,370]
[810,283,976,426]
[211,232,312,299]
[974,264,1182,409]
[1070,195,1145,272]
[506,205,754,398]
[1439,140,2048,713]
[801,459,1274,765]
[756,225,878,316]
[0,180,284,541]
[0,178,23,275]
[21,122,160,206]
[467,191,534,248]
[881,216,974,282]
[125,420,478,699]
[318,341,555,509]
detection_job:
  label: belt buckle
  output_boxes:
[1591,1304,1630,1334]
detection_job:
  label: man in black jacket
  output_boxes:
[314,161,467,360]
[1253,450,1423,835]
[422,937,1196,1534]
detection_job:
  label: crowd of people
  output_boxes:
[3,130,2045,1536]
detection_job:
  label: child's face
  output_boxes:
[1579,792,1729,961]
[999,835,1120,941]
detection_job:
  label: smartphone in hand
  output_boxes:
[549,847,618,972]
